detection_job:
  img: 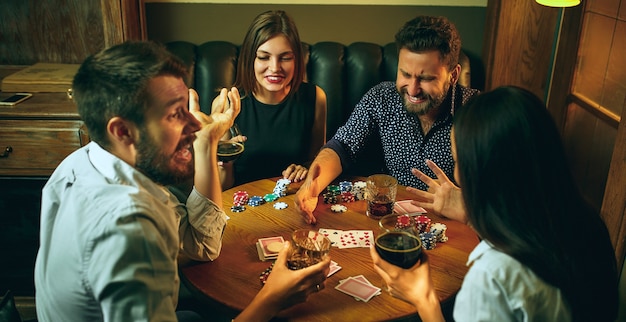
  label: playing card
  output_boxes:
[338,230,361,249]
[348,275,372,286]
[327,260,342,277]
[258,236,285,257]
[335,277,381,302]
[355,230,374,247]
[394,200,427,214]
[338,230,373,248]
[319,228,343,247]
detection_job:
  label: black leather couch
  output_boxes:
[165,40,477,141]
[165,40,479,176]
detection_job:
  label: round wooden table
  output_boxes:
[180,177,479,321]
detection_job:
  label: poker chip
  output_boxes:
[340,191,355,203]
[233,190,249,206]
[430,223,448,243]
[351,181,367,200]
[339,181,353,192]
[419,232,437,250]
[259,262,274,285]
[263,193,279,202]
[231,205,246,212]
[326,185,340,195]
[415,215,432,233]
[274,179,291,197]
[275,178,291,187]
[331,204,348,213]
[395,214,413,229]
[248,195,265,207]
[323,192,338,204]
[273,202,288,210]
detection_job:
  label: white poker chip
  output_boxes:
[273,202,288,210]
[331,204,348,213]
[352,181,367,188]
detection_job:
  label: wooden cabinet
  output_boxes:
[0,1,144,307]
[0,92,88,177]
[0,68,89,179]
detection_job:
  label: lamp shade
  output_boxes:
[536,0,581,7]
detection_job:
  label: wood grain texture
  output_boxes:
[0,92,86,176]
[181,177,479,321]
[482,0,559,100]
[601,102,626,269]
[484,1,626,269]
[0,0,143,65]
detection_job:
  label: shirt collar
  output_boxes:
[86,141,172,203]
[466,239,494,266]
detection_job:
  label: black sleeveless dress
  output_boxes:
[233,82,316,186]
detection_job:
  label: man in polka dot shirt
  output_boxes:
[295,15,479,224]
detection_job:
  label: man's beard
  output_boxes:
[402,81,450,115]
[135,131,195,186]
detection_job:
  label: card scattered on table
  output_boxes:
[336,275,381,302]
[319,229,373,249]
[394,200,427,214]
[328,260,342,277]
[256,236,285,261]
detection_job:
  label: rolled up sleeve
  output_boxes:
[178,187,229,261]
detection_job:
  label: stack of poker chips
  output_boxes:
[339,181,353,192]
[351,181,367,200]
[233,190,249,205]
[419,232,437,250]
[327,185,340,195]
[231,190,249,212]
[430,223,448,243]
[340,191,355,203]
[263,193,279,203]
[395,214,413,229]
[323,185,340,204]
[259,262,274,285]
[415,215,432,233]
[273,178,291,197]
[248,195,266,207]
[323,192,338,204]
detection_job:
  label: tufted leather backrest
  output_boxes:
[165,40,472,140]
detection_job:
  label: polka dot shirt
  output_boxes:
[327,81,479,190]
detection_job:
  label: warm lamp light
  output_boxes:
[536,0,581,7]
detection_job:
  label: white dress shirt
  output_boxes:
[35,142,228,321]
[454,240,572,322]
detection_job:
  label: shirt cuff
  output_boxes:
[186,187,229,233]
[323,139,354,172]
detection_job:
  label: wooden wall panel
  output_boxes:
[601,102,626,269]
[563,103,617,212]
[482,0,560,100]
[0,0,144,65]
[485,0,625,268]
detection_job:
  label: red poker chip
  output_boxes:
[396,214,412,228]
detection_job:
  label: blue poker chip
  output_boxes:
[248,196,265,206]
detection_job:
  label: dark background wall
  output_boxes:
[145,3,487,59]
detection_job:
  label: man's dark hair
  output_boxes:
[395,15,461,71]
[72,41,188,148]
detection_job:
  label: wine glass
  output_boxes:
[217,123,244,162]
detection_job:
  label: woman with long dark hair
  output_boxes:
[371,86,618,321]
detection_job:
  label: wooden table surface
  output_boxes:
[180,177,479,321]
